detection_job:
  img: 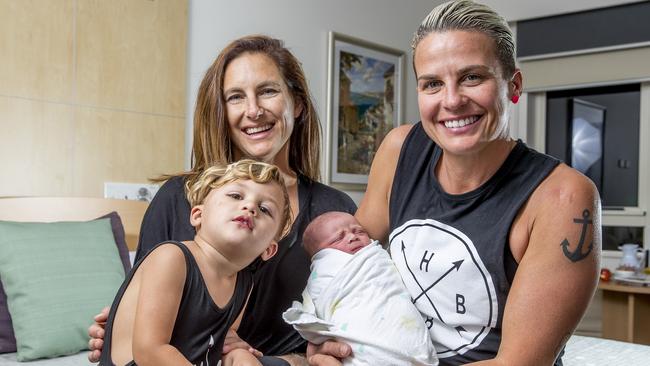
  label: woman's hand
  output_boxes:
[306,341,351,366]
[222,348,263,366]
[223,328,263,358]
[87,306,110,362]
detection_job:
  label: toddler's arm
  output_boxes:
[132,244,191,366]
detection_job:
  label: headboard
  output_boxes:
[0,197,148,251]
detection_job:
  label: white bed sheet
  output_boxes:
[0,351,88,366]
[0,335,647,365]
[564,335,650,366]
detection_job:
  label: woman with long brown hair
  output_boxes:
[89,35,356,366]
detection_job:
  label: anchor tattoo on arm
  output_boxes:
[560,209,594,262]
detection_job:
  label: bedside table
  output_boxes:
[598,281,650,345]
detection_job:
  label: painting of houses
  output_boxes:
[328,33,403,185]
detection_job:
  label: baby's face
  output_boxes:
[315,213,371,255]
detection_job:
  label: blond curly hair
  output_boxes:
[185,159,292,240]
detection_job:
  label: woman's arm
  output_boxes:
[222,349,263,366]
[132,244,191,366]
[356,125,412,242]
[473,166,601,365]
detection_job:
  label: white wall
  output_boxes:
[185,0,637,204]
[186,0,438,204]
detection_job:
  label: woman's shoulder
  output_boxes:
[536,163,598,205]
[157,175,187,196]
[521,163,599,234]
[146,175,190,215]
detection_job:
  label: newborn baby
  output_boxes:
[283,212,437,366]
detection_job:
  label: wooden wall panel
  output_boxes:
[0,97,74,196]
[0,0,187,198]
[72,107,184,197]
[76,0,187,116]
[0,0,74,101]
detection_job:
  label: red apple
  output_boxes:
[600,268,612,282]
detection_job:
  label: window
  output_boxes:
[545,84,640,208]
[602,225,644,252]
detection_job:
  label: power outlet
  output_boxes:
[104,182,160,203]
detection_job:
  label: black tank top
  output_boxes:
[236,178,357,355]
[135,176,356,356]
[388,123,560,365]
[100,241,253,366]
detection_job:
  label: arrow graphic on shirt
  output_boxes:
[402,241,445,323]
[412,259,464,303]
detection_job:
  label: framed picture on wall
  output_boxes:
[326,31,404,186]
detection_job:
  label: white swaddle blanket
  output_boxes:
[283,242,438,366]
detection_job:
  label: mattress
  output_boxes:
[0,351,88,366]
[563,335,650,366]
[0,335,648,365]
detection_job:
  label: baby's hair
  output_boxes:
[303,211,350,257]
[185,159,292,240]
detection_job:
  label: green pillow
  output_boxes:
[0,219,125,361]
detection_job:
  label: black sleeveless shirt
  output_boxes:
[388,123,560,365]
[236,178,356,355]
[100,241,253,366]
[135,176,356,356]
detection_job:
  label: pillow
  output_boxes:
[0,218,125,361]
[0,212,131,354]
[0,284,15,354]
[99,212,133,274]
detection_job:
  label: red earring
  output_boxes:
[511,95,519,104]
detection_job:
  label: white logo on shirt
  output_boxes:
[389,219,498,358]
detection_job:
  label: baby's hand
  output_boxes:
[221,348,262,366]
